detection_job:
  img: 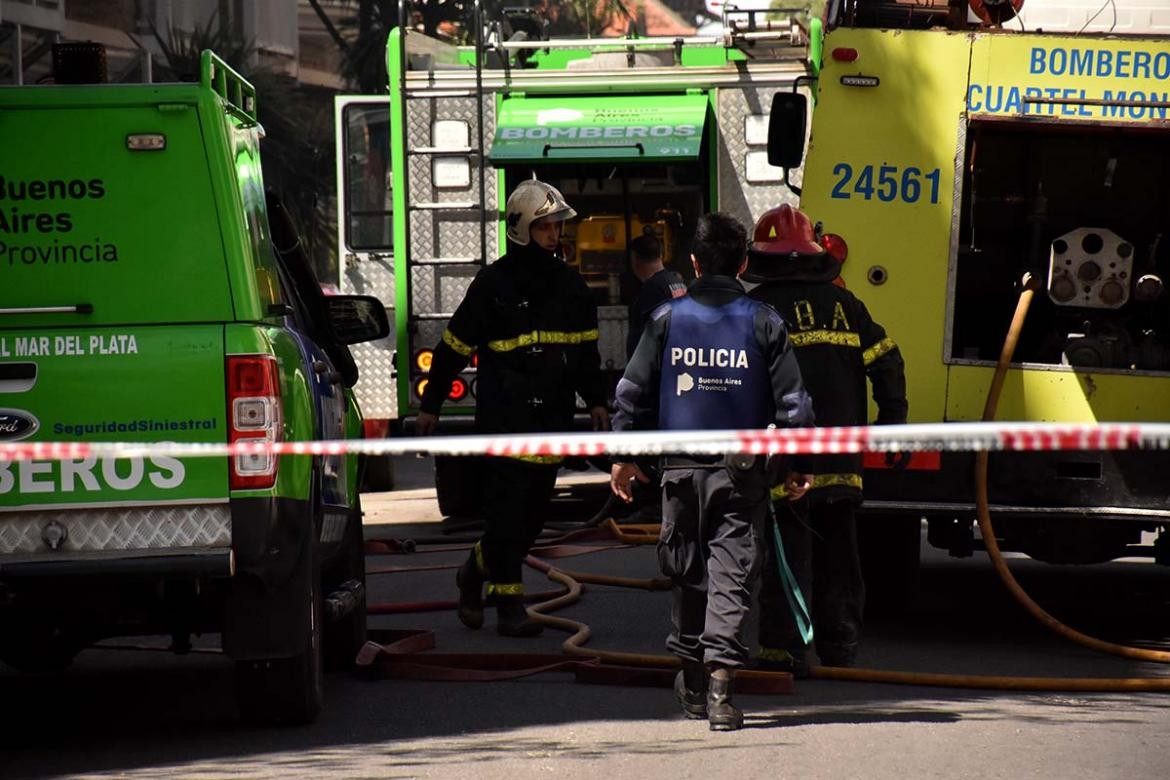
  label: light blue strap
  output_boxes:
[771,512,814,647]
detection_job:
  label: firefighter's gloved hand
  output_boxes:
[590,406,610,432]
[784,471,813,501]
[610,462,649,503]
[416,412,439,436]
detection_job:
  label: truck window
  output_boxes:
[233,123,283,310]
[343,104,393,252]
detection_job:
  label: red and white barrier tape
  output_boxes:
[2,422,1170,462]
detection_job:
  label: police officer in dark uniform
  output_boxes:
[626,232,687,360]
[604,232,688,522]
[610,212,815,731]
[418,180,609,637]
[745,204,907,673]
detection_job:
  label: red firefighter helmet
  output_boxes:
[744,204,844,285]
[751,204,825,257]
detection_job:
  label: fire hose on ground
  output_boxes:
[361,275,1170,692]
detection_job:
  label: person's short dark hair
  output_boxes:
[629,233,661,265]
[692,212,748,277]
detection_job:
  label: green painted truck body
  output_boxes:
[0,51,386,725]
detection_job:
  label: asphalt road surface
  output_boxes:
[5,459,1170,779]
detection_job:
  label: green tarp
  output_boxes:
[489,94,708,163]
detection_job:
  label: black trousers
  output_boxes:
[658,465,767,668]
[759,497,865,664]
[479,456,559,591]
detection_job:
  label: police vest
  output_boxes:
[659,296,771,430]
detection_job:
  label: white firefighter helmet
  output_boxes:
[505,180,576,246]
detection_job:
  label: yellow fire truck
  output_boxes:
[770,0,1170,582]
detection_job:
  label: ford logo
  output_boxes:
[0,408,39,441]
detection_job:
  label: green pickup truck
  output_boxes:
[0,49,388,725]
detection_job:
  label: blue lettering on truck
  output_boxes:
[967,46,1170,121]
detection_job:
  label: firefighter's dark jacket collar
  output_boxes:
[743,248,840,285]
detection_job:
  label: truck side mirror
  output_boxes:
[767,91,807,169]
[327,295,391,345]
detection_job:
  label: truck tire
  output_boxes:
[434,455,484,518]
[0,623,81,673]
[234,558,324,726]
[324,500,367,671]
[360,455,395,492]
[858,514,922,616]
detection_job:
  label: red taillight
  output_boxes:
[414,376,470,402]
[831,48,858,62]
[821,233,848,263]
[227,355,282,490]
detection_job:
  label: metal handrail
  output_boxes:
[473,0,487,271]
[489,30,801,51]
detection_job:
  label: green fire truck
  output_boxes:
[335,1,818,508]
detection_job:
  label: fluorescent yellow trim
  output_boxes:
[487,329,599,353]
[473,541,487,576]
[757,646,796,662]
[442,328,475,356]
[771,472,862,499]
[510,455,566,465]
[790,330,861,349]
[487,583,524,596]
[863,337,897,366]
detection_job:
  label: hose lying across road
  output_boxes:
[368,276,1170,692]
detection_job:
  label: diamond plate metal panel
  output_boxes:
[716,86,807,230]
[0,504,231,555]
[409,264,478,317]
[413,318,451,354]
[406,95,499,259]
[341,251,394,302]
[409,210,495,265]
[351,336,398,419]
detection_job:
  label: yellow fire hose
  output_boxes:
[973,275,1170,667]
[525,274,1170,691]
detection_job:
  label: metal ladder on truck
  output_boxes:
[391,0,811,410]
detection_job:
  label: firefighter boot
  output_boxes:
[495,595,543,637]
[455,552,485,630]
[706,666,743,731]
[673,660,708,719]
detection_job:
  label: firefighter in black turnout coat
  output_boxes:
[418,180,609,637]
[610,213,815,731]
[746,204,908,673]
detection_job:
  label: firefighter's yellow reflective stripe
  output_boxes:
[757,646,796,663]
[509,454,566,465]
[487,329,599,353]
[486,583,524,596]
[442,328,475,356]
[473,541,487,577]
[863,336,898,366]
[771,472,863,499]
[789,330,861,349]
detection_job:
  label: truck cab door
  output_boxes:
[333,95,397,423]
